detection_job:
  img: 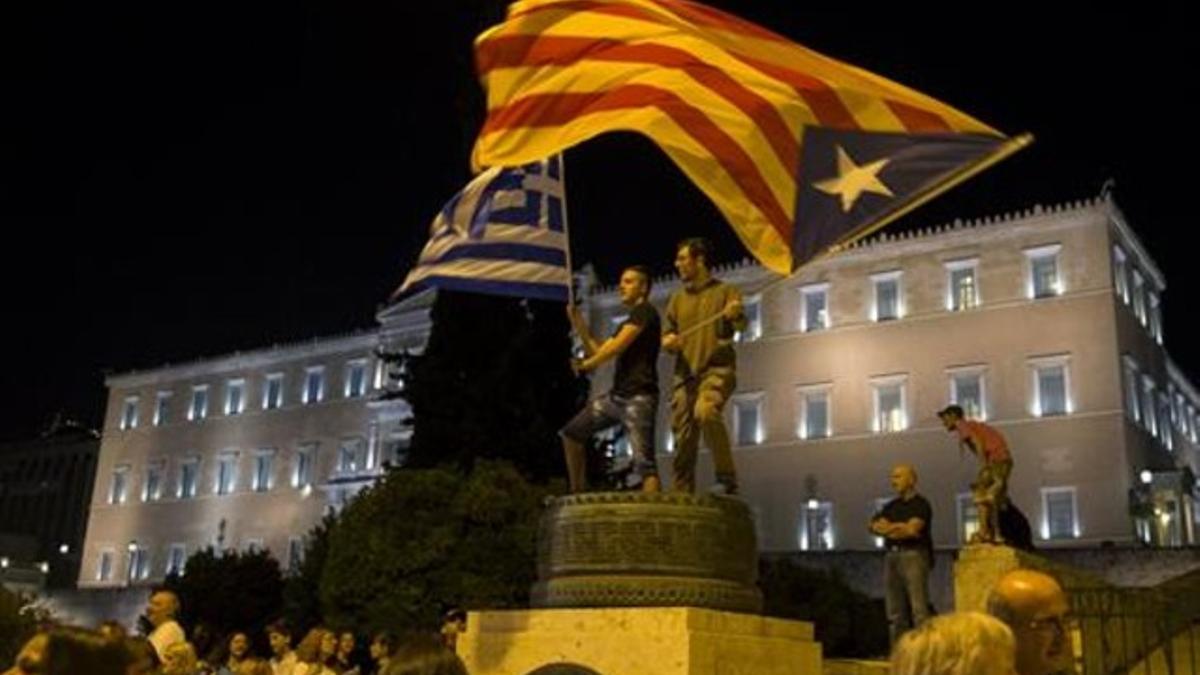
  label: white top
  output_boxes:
[270,652,300,675]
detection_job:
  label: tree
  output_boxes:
[282,513,335,633]
[162,548,284,657]
[317,460,550,635]
[398,291,584,482]
[0,586,51,666]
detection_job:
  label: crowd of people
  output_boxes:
[3,590,469,675]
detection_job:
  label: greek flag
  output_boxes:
[398,156,570,302]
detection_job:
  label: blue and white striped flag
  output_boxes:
[398,156,570,302]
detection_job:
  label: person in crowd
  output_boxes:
[266,620,299,675]
[146,590,187,661]
[890,611,1018,675]
[381,634,467,675]
[986,570,1075,675]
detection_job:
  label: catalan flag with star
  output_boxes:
[472,0,1031,275]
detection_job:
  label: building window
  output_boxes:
[735,296,762,342]
[1131,270,1147,325]
[345,360,368,398]
[1123,358,1141,423]
[154,392,171,426]
[189,386,209,422]
[1112,245,1129,303]
[1190,405,1199,444]
[871,497,891,548]
[946,259,980,311]
[957,493,980,545]
[253,451,274,492]
[287,538,304,574]
[1030,356,1070,417]
[1158,393,1174,452]
[97,550,114,582]
[1041,487,1078,540]
[1142,377,1158,437]
[337,438,366,474]
[1025,244,1062,299]
[178,460,199,499]
[109,466,130,505]
[799,283,829,332]
[303,367,325,405]
[264,373,284,410]
[799,500,834,551]
[215,454,237,496]
[383,432,412,469]
[732,394,765,446]
[871,271,903,322]
[1148,293,1163,344]
[225,379,245,416]
[294,443,316,488]
[796,385,831,440]
[948,367,987,420]
[166,545,186,576]
[143,462,164,502]
[871,376,908,433]
[120,396,139,430]
[128,546,150,582]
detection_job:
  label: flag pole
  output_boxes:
[558,153,576,308]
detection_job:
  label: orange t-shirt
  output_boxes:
[956,419,1010,464]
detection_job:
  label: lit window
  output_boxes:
[345,360,368,398]
[871,376,908,432]
[166,545,186,576]
[120,396,139,430]
[1025,245,1062,299]
[178,459,199,499]
[1030,356,1070,417]
[946,259,980,311]
[337,438,366,474]
[253,451,275,492]
[1131,270,1147,326]
[225,379,245,416]
[732,394,765,446]
[1041,487,1078,540]
[303,367,325,405]
[264,373,284,410]
[1123,357,1140,423]
[109,466,130,505]
[1158,393,1173,452]
[1141,377,1158,437]
[97,550,114,581]
[1148,293,1163,344]
[948,367,987,420]
[215,453,238,496]
[189,386,209,422]
[799,500,835,550]
[736,296,762,342]
[871,271,903,321]
[143,462,164,502]
[1112,245,1129,303]
[154,392,172,426]
[128,546,150,582]
[796,385,831,440]
[799,283,830,332]
[294,443,316,488]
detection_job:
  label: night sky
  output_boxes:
[2,2,1196,441]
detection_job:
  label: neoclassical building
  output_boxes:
[78,192,1200,589]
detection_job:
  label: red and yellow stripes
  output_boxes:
[472,0,1006,274]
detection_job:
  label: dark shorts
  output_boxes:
[560,392,658,475]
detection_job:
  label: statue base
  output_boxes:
[457,606,822,675]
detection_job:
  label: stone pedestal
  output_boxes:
[457,606,822,675]
[953,543,1105,612]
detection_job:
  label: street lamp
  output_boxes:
[58,544,70,555]
[1140,470,1153,485]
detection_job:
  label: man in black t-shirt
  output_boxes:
[870,463,934,645]
[560,265,662,493]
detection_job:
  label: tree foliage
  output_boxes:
[317,461,550,635]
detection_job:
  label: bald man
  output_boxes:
[146,589,186,660]
[870,464,934,644]
[986,570,1075,675]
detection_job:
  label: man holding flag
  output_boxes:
[663,237,745,495]
[560,265,662,493]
